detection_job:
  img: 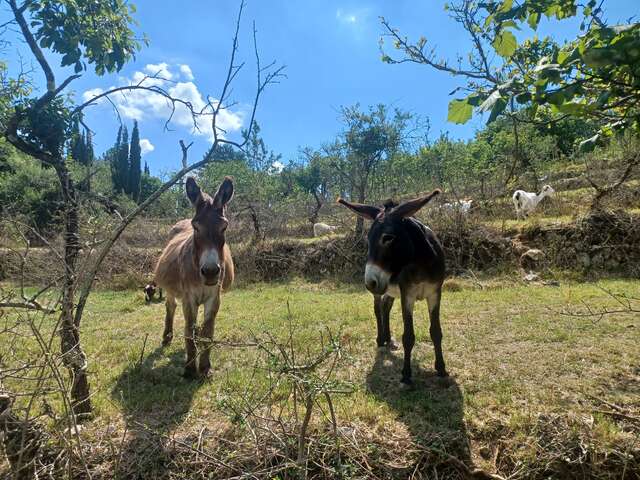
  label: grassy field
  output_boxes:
[3,277,639,478]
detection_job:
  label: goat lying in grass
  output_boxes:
[441,199,474,215]
[512,185,554,219]
[313,222,337,237]
[143,281,163,303]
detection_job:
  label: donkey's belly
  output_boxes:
[384,281,439,302]
[385,283,401,299]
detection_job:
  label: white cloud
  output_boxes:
[179,64,194,81]
[336,8,358,24]
[271,160,284,173]
[82,87,104,103]
[82,63,243,141]
[143,62,173,80]
[139,138,155,155]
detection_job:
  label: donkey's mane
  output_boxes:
[383,199,398,211]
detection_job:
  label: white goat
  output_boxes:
[313,222,337,237]
[512,185,555,219]
[441,199,474,215]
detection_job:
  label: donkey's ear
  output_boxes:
[337,197,381,221]
[213,176,234,208]
[392,189,441,218]
[185,176,203,206]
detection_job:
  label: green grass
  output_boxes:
[3,278,639,477]
[482,213,575,231]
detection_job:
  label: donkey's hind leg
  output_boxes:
[426,286,447,377]
[162,294,176,346]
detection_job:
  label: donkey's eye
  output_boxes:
[381,234,395,245]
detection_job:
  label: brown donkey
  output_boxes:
[155,176,235,379]
[338,190,446,385]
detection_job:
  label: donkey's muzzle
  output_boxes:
[364,263,390,295]
[201,264,221,285]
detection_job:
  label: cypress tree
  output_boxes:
[144,161,150,175]
[117,126,129,194]
[70,119,84,164]
[85,130,94,167]
[84,130,94,192]
[111,126,123,192]
[128,121,142,201]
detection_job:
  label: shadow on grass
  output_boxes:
[366,349,471,473]
[111,345,204,479]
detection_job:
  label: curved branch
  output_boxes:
[8,0,55,92]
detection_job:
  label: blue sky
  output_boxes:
[3,1,638,175]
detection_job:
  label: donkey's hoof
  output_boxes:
[182,366,198,380]
[161,335,173,347]
[399,377,414,389]
[436,368,449,378]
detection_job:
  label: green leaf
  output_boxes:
[555,102,590,115]
[546,90,566,106]
[582,48,611,68]
[447,99,473,124]
[487,98,507,123]
[527,12,540,30]
[498,0,513,14]
[493,30,517,58]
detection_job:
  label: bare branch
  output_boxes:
[0,301,55,314]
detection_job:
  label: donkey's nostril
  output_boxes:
[366,278,378,291]
[201,264,221,278]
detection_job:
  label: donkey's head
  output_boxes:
[338,190,440,295]
[186,176,234,286]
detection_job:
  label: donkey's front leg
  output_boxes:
[198,291,220,377]
[162,294,176,346]
[374,294,397,349]
[182,300,199,379]
[373,295,386,348]
[400,292,416,385]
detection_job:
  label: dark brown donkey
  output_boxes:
[338,190,447,385]
[155,176,235,379]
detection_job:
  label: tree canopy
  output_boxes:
[381,0,640,151]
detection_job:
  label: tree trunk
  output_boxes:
[0,384,44,479]
[249,204,262,244]
[308,191,323,225]
[354,185,366,238]
[54,162,92,418]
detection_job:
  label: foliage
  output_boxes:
[128,121,142,201]
[69,119,94,167]
[0,139,61,233]
[138,172,162,204]
[27,0,144,75]
[201,122,282,243]
[481,0,640,149]
[16,96,72,156]
[381,0,640,150]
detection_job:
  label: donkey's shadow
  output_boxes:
[111,345,204,478]
[366,349,470,469]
